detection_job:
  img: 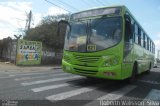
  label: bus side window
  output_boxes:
[153,43,154,53]
[134,24,138,44]
[141,31,143,47]
[145,35,147,49]
[152,42,153,53]
[138,27,141,46]
[150,40,152,52]
[124,14,133,43]
[154,44,155,53]
[147,37,150,50]
[143,33,146,48]
[149,40,150,51]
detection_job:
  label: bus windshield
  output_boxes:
[64,17,122,52]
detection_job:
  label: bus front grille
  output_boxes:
[74,68,98,75]
[63,55,71,63]
[74,55,100,63]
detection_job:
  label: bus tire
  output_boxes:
[146,63,151,74]
[127,63,137,83]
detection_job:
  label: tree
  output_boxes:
[24,14,69,50]
[0,37,12,60]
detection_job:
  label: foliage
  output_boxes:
[0,37,12,58]
[24,14,69,50]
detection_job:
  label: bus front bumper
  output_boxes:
[62,60,122,80]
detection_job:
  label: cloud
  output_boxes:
[31,6,68,27]
[32,13,43,27]
[0,1,69,39]
[47,6,68,16]
[157,32,160,38]
[0,2,32,39]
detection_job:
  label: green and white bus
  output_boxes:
[59,5,155,82]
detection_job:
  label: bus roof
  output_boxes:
[72,5,126,15]
[70,5,124,20]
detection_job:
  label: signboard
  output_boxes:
[71,7,121,20]
[16,39,42,65]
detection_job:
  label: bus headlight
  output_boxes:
[104,56,119,67]
[113,57,119,65]
[105,59,112,67]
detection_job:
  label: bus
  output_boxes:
[58,5,155,82]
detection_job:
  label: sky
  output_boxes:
[0,0,160,56]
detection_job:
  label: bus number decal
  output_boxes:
[87,45,96,51]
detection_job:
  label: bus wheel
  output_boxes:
[146,63,151,74]
[127,64,137,83]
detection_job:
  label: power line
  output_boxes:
[44,0,72,13]
[53,0,79,11]
[96,0,105,6]
[82,0,94,7]
[91,0,103,7]
[86,0,97,6]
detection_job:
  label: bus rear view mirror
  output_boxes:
[57,20,70,37]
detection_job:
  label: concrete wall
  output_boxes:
[0,40,16,62]
[0,39,63,64]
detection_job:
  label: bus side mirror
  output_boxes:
[57,20,70,36]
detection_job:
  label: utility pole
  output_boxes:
[28,10,32,31]
[14,35,22,65]
[25,10,32,32]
